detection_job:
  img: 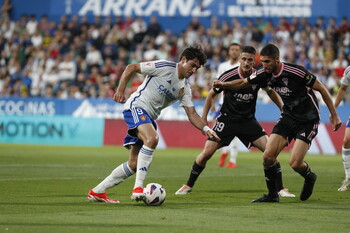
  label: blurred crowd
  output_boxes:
[0,7,350,103]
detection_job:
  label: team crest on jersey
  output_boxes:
[140,115,147,121]
[282,78,288,86]
[179,88,184,95]
[251,84,257,90]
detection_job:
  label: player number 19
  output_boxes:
[213,122,225,132]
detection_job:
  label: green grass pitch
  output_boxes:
[0,144,349,233]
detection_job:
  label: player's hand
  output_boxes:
[113,90,126,103]
[329,114,342,131]
[213,80,223,88]
[203,126,220,141]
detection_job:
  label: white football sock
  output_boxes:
[342,147,350,179]
[93,162,135,193]
[134,145,154,189]
[229,138,238,163]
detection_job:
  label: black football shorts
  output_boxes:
[272,115,319,145]
[209,114,267,149]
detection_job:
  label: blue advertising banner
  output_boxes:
[6,0,350,35]
[0,115,104,146]
[0,97,348,123]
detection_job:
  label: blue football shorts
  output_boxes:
[122,107,157,149]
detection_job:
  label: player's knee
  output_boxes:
[262,152,275,165]
[343,137,350,149]
[289,159,303,170]
[144,135,159,148]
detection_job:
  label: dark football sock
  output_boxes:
[264,163,278,198]
[275,162,284,191]
[297,162,313,180]
[186,161,205,187]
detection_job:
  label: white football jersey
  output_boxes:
[124,60,194,119]
[340,65,350,86]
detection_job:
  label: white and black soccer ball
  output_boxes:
[143,183,166,206]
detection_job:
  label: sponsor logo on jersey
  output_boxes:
[233,93,254,101]
[157,85,176,100]
[273,86,291,96]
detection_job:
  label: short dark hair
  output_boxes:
[260,44,280,59]
[179,45,207,66]
[241,46,256,55]
[229,43,241,50]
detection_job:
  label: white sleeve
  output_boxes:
[140,60,174,77]
[140,61,157,75]
[179,86,194,107]
[340,66,350,86]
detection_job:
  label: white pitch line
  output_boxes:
[0,164,95,168]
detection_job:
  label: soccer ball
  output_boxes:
[143,183,166,206]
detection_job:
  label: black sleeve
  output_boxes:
[247,72,268,88]
[305,72,317,87]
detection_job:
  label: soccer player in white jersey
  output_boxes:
[216,43,241,168]
[87,45,219,203]
[334,65,350,191]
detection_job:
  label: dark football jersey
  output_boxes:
[248,62,319,122]
[214,66,261,120]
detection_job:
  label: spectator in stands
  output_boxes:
[26,14,37,35]
[131,17,147,44]
[1,0,12,17]
[58,52,76,84]
[146,16,162,40]
[85,44,103,68]
[1,13,350,103]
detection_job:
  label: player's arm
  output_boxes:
[334,84,348,108]
[202,89,219,124]
[213,78,251,90]
[312,79,342,131]
[114,63,141,103]
[183,106,220,141]
[264,87,283,111]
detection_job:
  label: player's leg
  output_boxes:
[253,133,287,203]
[131,123,158,201]
[226,137,239,168]
[339,126,350,191]
[175,140,221,195]
[252,135,293,198]
[289,139,317,201]
[87,144,139,203]
[218,146,229,167]
[253,135,295,197]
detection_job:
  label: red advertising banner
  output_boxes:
[103,119,345,155]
